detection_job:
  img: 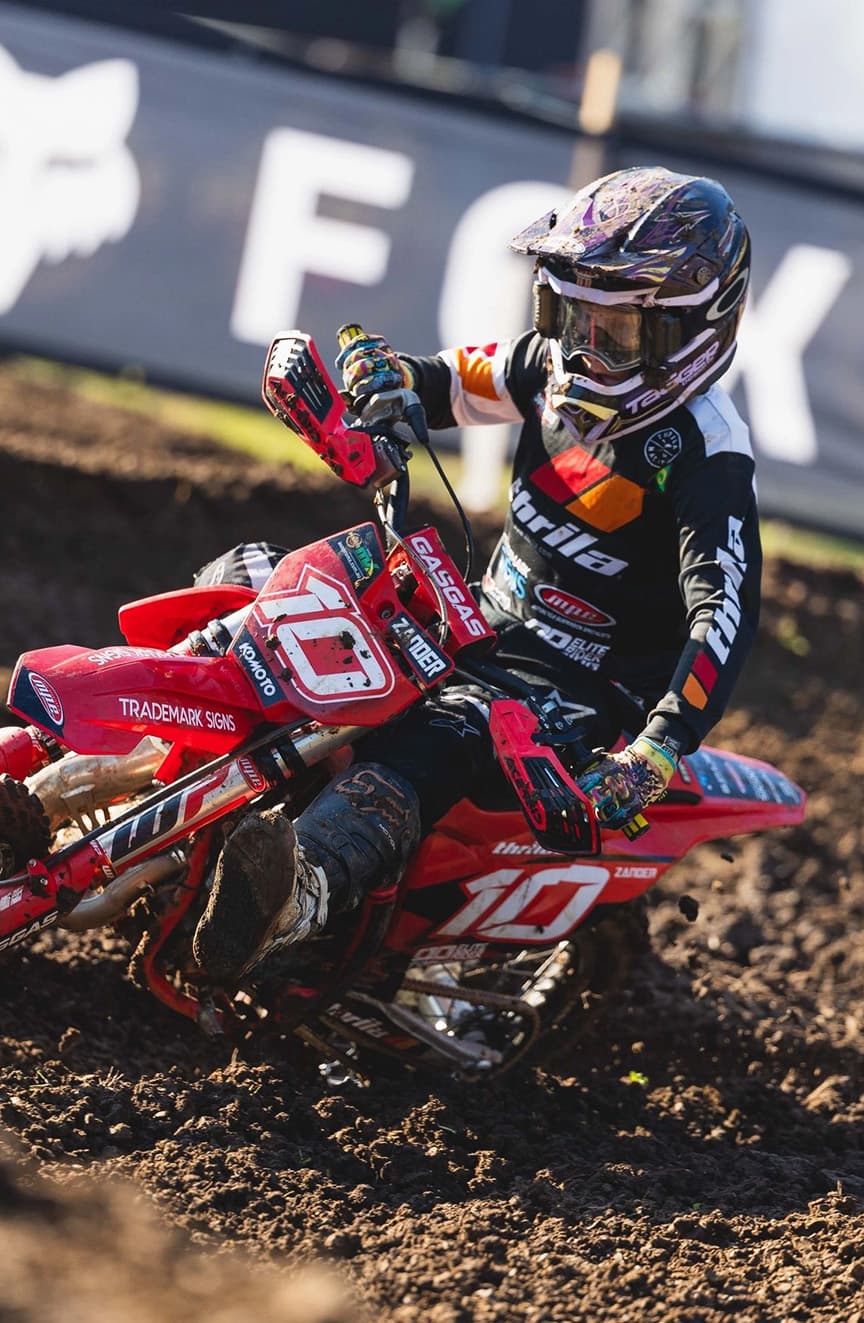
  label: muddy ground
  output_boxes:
[0,364,861,1322]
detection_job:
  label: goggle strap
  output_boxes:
[532,281,560,339]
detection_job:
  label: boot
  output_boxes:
[192,763,420,984]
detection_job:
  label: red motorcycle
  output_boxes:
[0,330,805,1077]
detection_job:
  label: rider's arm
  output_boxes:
[641,405,762,756]
[400,331,546,430]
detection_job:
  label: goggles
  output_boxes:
[557,299,641,369]
[533,264,715,373]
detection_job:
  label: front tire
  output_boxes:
[0,774,51,877]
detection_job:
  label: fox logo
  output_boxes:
[0,45,140,314]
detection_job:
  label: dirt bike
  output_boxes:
[0,328,805,1078]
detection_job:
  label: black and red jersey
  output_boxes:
[402,331,761,754]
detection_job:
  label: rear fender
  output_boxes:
[8,645,260,755]
[387,744,805,950]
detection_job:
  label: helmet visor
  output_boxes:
[558,299,642,370]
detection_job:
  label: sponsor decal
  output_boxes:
[406,533,489,637]
[413,942,488,964]
[681,514,748,716]
[328,1003,389,1039]
[624,340,720,415]
[235,631,280,703]
[329,524,383,592]
[238,757,267,794]
[611,864,659,880]
[510,485,628,576]
[534,584,615,630]
[643,427,682,469]
[481,574,511,614]
[0,45,140,317]
[117,697,237,733]
[87,646,165,666]
[525,618,610,671]
[29,673,64,726]
[492,841,561,857]
[388,613,450,685]
[0,911,58,952]
[705,270,749,321]
[681,514,749,709]
[499,538,529,599]
[100,762,246,865]
[688,749,802,806]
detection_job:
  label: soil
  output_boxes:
[0,363,862,1322]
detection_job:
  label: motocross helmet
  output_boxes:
[510,166,750,440]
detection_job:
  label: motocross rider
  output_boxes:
[192,165,761,985]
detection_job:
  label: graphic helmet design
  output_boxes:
[510,166,751,440]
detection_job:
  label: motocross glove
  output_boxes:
[577,736,678,832]
[336,333,413,405]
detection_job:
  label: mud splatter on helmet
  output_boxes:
[510,166,751,440]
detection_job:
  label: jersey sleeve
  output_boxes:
[642,392,762,754]
[400,330,546,430]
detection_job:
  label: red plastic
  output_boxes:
[0,725,52,780]
[390,527,496,652]
[119,584,257,648]
[261,332,377,486]
[386,744,805,952]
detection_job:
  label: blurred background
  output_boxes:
[1,0,863,536]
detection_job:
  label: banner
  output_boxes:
[0,3,862,534]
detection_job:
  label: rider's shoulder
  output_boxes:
[678,384,753,462]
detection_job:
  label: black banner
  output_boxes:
[0,2,861,535]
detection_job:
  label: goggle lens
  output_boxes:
[557,299,642,369]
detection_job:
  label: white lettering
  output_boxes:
[722,244,852,464]
[441,864,610,944]
[117,696,235,732]
[512,488,628,576]
[408,535,489,637]
[406,634,447,677]
[0,47,140,314]
[705,515,747,665]
[231,128,413,343]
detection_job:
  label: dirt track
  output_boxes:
[0,364,862,1322]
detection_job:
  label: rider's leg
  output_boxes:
[192,691,495,983]
[193,763,421,982]
[193,542,289,590]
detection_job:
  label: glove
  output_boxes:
[335,332,412,406]
[577,736,678,831]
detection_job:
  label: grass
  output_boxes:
[9,356,864,571]
[10,356,469,498]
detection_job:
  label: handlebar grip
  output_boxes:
[337,323,367,352]
[622,813,650,841]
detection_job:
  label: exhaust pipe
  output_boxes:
[28,737,166,829]
[58,848,186,931]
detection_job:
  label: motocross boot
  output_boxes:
[192,763,421,984]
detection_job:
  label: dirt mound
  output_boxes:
[0,364,862,1322]
[0,1136,359,1322]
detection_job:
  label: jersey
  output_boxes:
[401,331,761,755]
